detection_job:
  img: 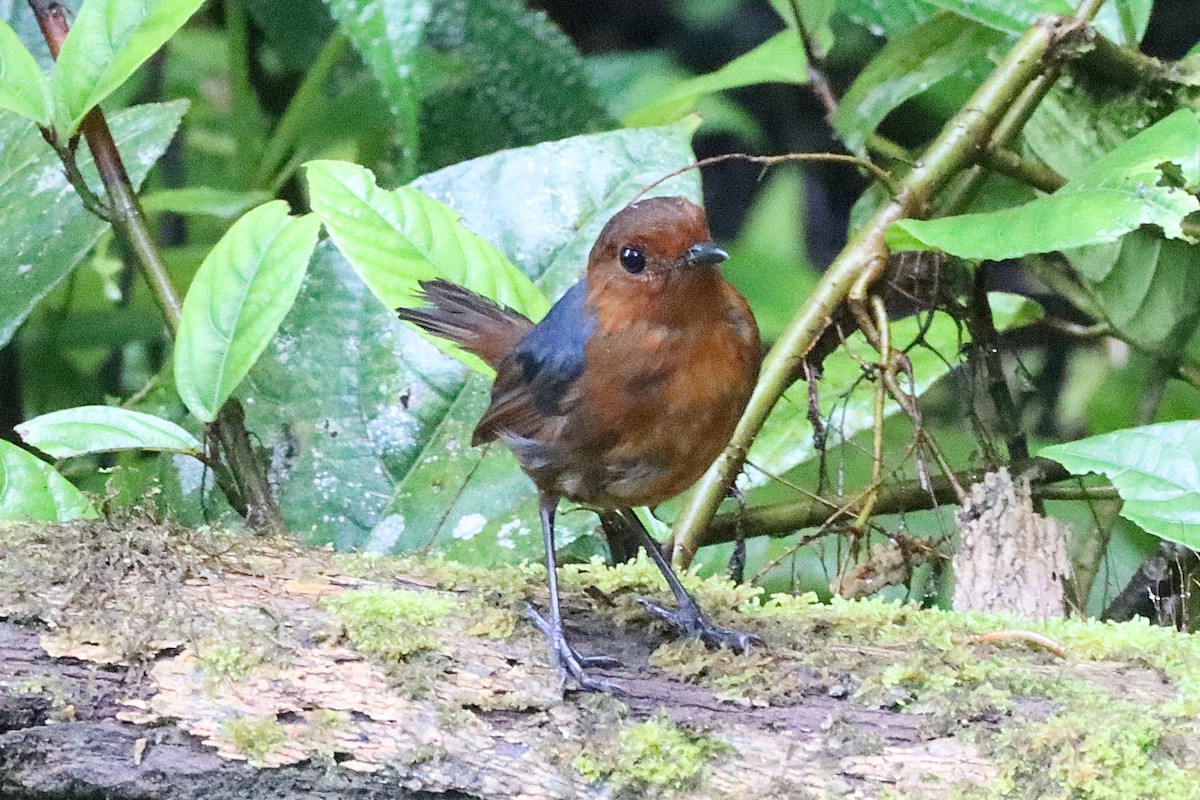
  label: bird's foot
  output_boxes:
[638,597,763,653]
[524,605,623,692]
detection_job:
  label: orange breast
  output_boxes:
[560,275,760,508]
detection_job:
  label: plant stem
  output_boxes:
[672,14,1090,568]
[698,458,1113,549]
[28,0,285,535]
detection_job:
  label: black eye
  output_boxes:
[619,246,645,274]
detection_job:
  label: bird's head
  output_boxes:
[586,196,729,289]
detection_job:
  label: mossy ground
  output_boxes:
[4,521,1200,795]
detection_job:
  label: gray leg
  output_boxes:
[528,493,621,692]
[615,508,762,653]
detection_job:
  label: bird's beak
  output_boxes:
[684,241,729,267]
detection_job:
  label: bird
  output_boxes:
[396,196,762,691]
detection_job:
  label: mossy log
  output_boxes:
[1,519,1199,799]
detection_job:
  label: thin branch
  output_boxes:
[966,264,1031,465]
[787,0,838,116]
[638,151,901,200]
[696,458,1094,550]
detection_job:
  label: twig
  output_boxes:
[786,0,838,116]
[966,264,1031,465]
[637,151,901,200]
[695,458,1100,550]
[968,630,1067,659]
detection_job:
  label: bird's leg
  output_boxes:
[529,493,622,692]
[618,508,763,653]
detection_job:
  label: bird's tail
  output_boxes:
[396,279,534,370]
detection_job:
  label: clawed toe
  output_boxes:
[524,604,623,692]
[638,597,763,653]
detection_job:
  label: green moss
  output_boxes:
[321,587,457,661]
[573,712,729,796]
[559,554,765,611]
[649,639,785,707]
[987,695,1200,800]
[223,714,288,766]
[332,552,539,600]
[196,641,264,684]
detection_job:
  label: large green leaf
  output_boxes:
[625,30,808,127]
[886,110,1200,259]
[0,20,51,124]
[175,201,321,423]
[51,0,206,135]
[840,0,1150,45]
[417,0,610,171]
[16,406,202,458]
[1022,87,1200,350]
[306,158,548,372]
[0,100,187,349]
[832,13,1003,154]
[748,293,1043,485]
[244,122,701,558]
[836,0,937,38]
[0,440,96,522]
[1068,230,1200,351]
[1041,422,1200,549]
[325,0,429,117]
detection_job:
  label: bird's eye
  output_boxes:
[619,246,645,274]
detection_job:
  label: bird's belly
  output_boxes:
[555,348,753,508]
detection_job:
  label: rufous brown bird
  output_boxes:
[396,196,761,691]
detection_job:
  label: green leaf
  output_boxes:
[418,0,610,171]
[51,0,205,135]
[1066,230,1200,351]
[886,110,1200,259]
[305,159,548,372]
[175,201,320,423]
[836,0,937,38]
[0,100,186,349]
[325,0,429,116]
[16,405,202,457]
[244,122,701,558]
[625,30,808,126]
[1091,0,1152,46]
[832,13,1004,154]
[0,20,52,124]
[925,0,1149,45]
[1041,421,1200,549]
[585,51,762,145]
[140,186,272,218]
[924,0,1070,35]
[749,293,1043,484]
[0,439,96,521]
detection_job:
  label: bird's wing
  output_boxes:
[472,280,595,445]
